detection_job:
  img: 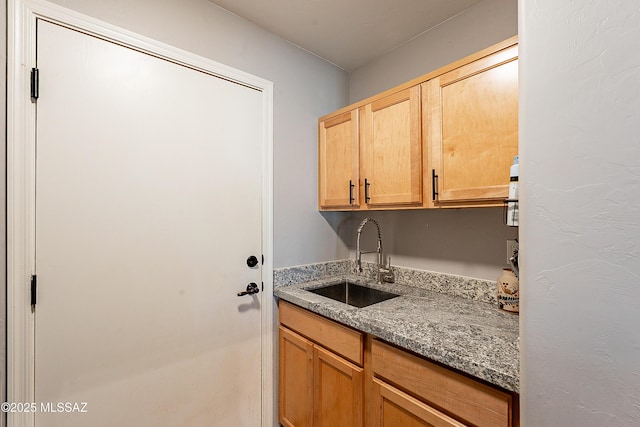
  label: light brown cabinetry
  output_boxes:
[279,327,314,427]
[318,85,422,210]
[371,339,515,427]
[314,345,364,427]
[426,44,518,206]
[317,36,518,211]
[371,378,466,427]
[279,301,519,427]
[278,301,364,427]
[360,86,422,207]
[318,110,359,209]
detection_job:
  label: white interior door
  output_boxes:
[34,20,264,426]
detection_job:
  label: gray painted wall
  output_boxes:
[349,0,519,102]
[520,1,640,425]
[346,209,518,281]
[345,0,519,281]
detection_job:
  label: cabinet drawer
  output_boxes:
[371,339,512,427]
[279,301,363,365]
[372,378,466,427]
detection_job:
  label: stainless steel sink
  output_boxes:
[307,281,399,308]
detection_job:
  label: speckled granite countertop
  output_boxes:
[274,275,520,393]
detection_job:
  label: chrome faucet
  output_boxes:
[356,218,394,284]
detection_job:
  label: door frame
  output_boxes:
[6,1,275,426]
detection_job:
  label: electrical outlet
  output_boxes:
[506,239,518,263]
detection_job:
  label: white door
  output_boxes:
[34,20,264,426]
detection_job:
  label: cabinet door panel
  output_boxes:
[279,326,314,427]
[372,339,512,427]
[429,45,518,204]
[319,110,359,208]
[314,345,364,427]
[373,379,467,427]
[362,86,422,206]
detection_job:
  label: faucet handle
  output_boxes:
[381,257,395,283]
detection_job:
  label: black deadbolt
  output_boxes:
[246,255,259,268]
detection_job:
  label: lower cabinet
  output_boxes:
[279,301,364,427]
[278,301,518,427]
[371,339,517,427]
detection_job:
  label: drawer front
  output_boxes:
[372,339,512,427]
[372,378,467,427]
[279,300,363,365]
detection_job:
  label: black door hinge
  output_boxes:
[30,275,37,306]
[261,282,264,292]
[31,68,39,100]
[261,254,264,265]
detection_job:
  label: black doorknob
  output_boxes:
[246,255,259,268]
[237,282,260,297]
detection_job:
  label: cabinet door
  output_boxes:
[314,345,364,427]
[372,379,467,427]
[318,110,359,209]
[361,86,422,207]
[372,339,513,427]
[427,45,518,205]
[279,326,314,427]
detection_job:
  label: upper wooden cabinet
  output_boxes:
[317,36,518,211]
[360,86,422,207]
[318,110,359,209]
[426,45,518,206]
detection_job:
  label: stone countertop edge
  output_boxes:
[274,275,520,393]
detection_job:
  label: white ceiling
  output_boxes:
[208,0,483,71]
